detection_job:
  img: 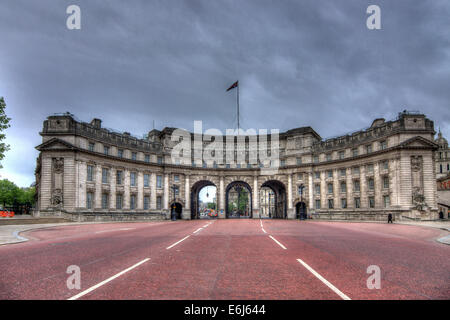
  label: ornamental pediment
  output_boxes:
[35,138,77,151]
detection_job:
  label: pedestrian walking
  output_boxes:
[388,213,393,223]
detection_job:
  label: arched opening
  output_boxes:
[226,181,252,218]
[170,202,183,220]
[296,202,307,220]
[260,180,286,219]
[191,180,217,219]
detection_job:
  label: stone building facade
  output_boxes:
[35,111,439,221]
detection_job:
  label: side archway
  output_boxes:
[260,180,287,219]
[190,180,217,219]
[226,181,252,218]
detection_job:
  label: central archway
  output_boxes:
[191,180,217,219]
[226,181,252,218]
[260,180,287,219]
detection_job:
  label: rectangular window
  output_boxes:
[354,180,360,192]
[156,196,162,210]
[328,199,334,209]
[102,168,109,184]
[130,195,136,210]
[340,182,346,193]
[326,154,332,161]
[102,194,108,209]
[86,192,93,209]
[145,154,150,163]
[340,169,346,177]
[366,144,372,153]
[369,197,375,208]
[315,199,321,209]
[174,186,179,196]
[118,149,124,158]
[328,183,333,194]
[156,175,162,189]
[157,156,163,164]
[383,176,389,189]
[315,172,320,179]
[367,164,374,173]
[352,167,360,175]
[104,146,110,155]
[174,175,180,183]
[368,178,374,190]
[297,173,303,180]
[382,160,389,170]
[341,198,347,209]
[355,197,361,208]
[296,157,302,165]
[280,160,286,167]
[315,184,321,195]
[131,152,137,161]
[88,142,95,152]
[144,174,150,187]
[352,148,358,157]
[313,155,319,163]
[87,165,94,182]
[380,140,387,150]
[144,196,150,210]
[339,151,345,160]
[116,170,123,185]
[328,170,333,178]
[383,195,390,208]
[116,194,123,209]
[130,172,137,187]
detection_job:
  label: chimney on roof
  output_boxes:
[90,118,102,128]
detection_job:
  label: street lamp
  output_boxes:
[298,184,305,220]
[170,184,177,221]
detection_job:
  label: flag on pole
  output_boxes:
[226,81,239,91]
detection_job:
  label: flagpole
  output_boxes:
[237,82,240,134]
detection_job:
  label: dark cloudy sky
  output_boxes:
[0,0,449,187]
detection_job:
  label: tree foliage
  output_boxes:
[0,97,11,168]
[0,179,35,207]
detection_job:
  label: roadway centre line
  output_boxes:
[67,258,150,300]
[166,235,191,250]
[95,228,135,234]
[296,258,351,300]
[193,228,203,234]
[261,228,267,234]
[268,235,287,250]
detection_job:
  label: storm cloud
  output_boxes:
[0,0,449,186]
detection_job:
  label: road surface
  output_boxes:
[0,219,448,300]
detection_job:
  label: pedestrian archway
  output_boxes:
[170,202,183,220]
[191,180,217,219]
[260,180,286,218]
[295,202,307,220]
[226,181,252,218]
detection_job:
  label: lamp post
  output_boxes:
[171,184,177,221]
[298,183,305,220]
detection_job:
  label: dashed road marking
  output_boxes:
[95,228,135,234]
[296,258,351,300]
[166,235,191,250]
[67,258,150,300]
[193,228,203,234]
[261,228,267,234]
[269,235,287,250]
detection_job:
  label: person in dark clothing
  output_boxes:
[439,211,444,219]
[388,213,393,223]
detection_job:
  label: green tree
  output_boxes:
[0,179,20,207]
[0,97,11,168]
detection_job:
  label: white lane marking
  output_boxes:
[269,235,287,250]
[166,235,190,250]
[193,228,203,234]
[296,258,351,300]
[68,258,150,300]
[202,224,209,228]
[261,228,267,234]
[95,228,135,234]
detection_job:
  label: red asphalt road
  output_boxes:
[0,219,448,300]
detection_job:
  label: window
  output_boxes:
[297,173,303,180]
[204,161,208,168]
[369,196,375,208]
[296,157,302,165]
[144,196,150,210]
[156,175,162,189]
[383,176,389,189]
[88,142,95,152]
[174,175,180,183]
[102,194,109,209]
[328,199,334,209]
[340,182,346,193]
[116,170,123,185]
[354,180,360,192]
[355,197,361,208]
[326,154,332,161]
[440,164,442,173]
[328,183,333,194]
[131,152,137,161]
[280,160,286,167]
[315,172,320,179]
[315,199,321,209]
[144,174,150,187]
[102,168,109,184]
[341,198,347,209]
[382,160,389,170]
[313,155,319,163]
[315,184,321,195]
[383,195,390,208]
[116,194,123,209]
[157,156,163,164]
[156,196,162,210]
[173,186,179,196]
[130,172,137,187]
[340,169,346,177]
[339,151,345,160]
[352,167,360,175]
[86,192,93,209]
[118,149,124,158]
[352,148,358,157]
[367,164,374,173]
[87,165,94,182]
[104,146,110,155]
[130,195,136,210]
[145,154,150,163]
[327,170,333,178]
[368,178,375,190]
[380,140,387,150]
[366,144,372,153]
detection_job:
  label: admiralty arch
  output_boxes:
[35,111,439,221]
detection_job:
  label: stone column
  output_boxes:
[320,171,326,209]
[308,172,314,212]
[137,171,144,210]
[110,167,116,210]
[183,174,191,220]
[346,167,353,208]
[360,165,367,208]
[79,161,87,209]
[219,176,225,218]
[333,169,339,210]
[374,162,382,208]
[150,173,157,210]
[124,169,130,209]
[164,173,169,210]
[287,173,294,219]
[390,158,399,207]
[252,175,259,218]
[95,164,102,209]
